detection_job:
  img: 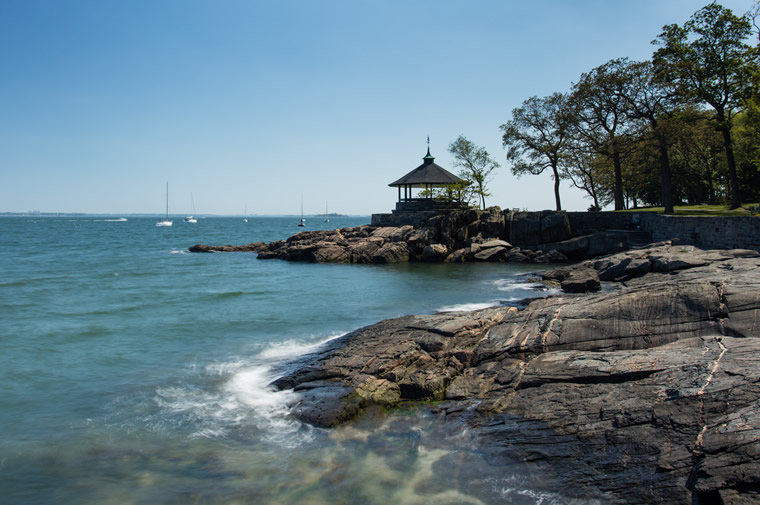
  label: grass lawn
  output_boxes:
[618,204,760,217]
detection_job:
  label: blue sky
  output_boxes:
[0,0,755,215]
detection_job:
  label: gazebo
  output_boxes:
[371,144,467,227]
[388,147,464,205]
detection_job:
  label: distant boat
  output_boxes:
[298,195,305,227]
[323,201,330,223]
[156,182,173,227]
[184,193,197,223]
[242,205,248,223]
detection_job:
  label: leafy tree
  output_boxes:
[613,58,680,213]
[500,93,574,211]
[653,2,758,209]
[669,108,726,204]
[562,150,614,210]
[570,61,642,210]
[447,136,499,210]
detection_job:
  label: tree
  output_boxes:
[669,108,726,204]
[570,61,642,211]
[447,136,499,210]
[562,150,614,210]
[653,2,758,209]
[613,58,680,214]
[500,93,574,211]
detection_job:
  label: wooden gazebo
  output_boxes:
[389,147,464,203]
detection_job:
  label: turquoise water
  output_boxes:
[0,216,585,505]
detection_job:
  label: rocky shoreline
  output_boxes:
[270,243,760,504]
[189,207,633,264]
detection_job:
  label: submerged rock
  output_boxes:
[273,244,760,504]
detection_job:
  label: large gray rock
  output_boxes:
[371,242,409,264]
[559,268,601,293]
[478,206,506,238]
[473,246,507,262]
[273,245,760,504]
[422,243,449,262]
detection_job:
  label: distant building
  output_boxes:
[371,146,467,227]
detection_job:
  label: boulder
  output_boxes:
[478,206,506,238]
[311,245,351,263]
[480,239,512,249]
[422,243,449,262]
[370,225,413,242]
[371,242,409,264]
[559,268,601,293]
[473,246,507,262]
[504,249,531,263]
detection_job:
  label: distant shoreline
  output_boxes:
[0,212,367,218]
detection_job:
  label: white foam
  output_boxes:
[154,334,343,445]
[257,332,345,361]
[437,301,501,313]
[492,278,539,291]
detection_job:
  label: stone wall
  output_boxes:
[373,208,760,252]
[567,212,637,235]
[567,211,760,251]
[641,214,760,250]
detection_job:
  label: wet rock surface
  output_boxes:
[273,244,760,504]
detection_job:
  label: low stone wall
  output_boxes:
[567,211,637,235]
[568,211,760,251]
[642,214,760,250]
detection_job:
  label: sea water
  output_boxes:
[0,216,592,505]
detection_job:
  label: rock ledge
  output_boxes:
[273,244,760,504]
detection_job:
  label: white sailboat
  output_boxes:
[298,195,305,227]
[242,205,248,223]
[323,201,330,223]
[156,182,173,227]
[184,193,197,223]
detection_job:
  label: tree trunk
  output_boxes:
[720,125,742,209]
[552,165,562,211]
[657,137,675,214]
[613,151,624,210]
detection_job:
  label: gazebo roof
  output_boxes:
[389,148,463,187]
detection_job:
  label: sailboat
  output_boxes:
[323,201,330,223]
[156,182,173,227]
[242,205,248,223]
[298,195,306,227]
[184,193,197,223]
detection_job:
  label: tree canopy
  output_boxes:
[500,93,574,211]
[447,136,499,210]
[499,1,760,212]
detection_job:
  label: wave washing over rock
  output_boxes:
[271,243,760,504]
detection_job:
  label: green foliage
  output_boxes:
[653,2,758,208]
[447,135,499,210]
[498,2,760,214]
[500,93,574,211]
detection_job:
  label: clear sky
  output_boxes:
[0,0,755,216]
